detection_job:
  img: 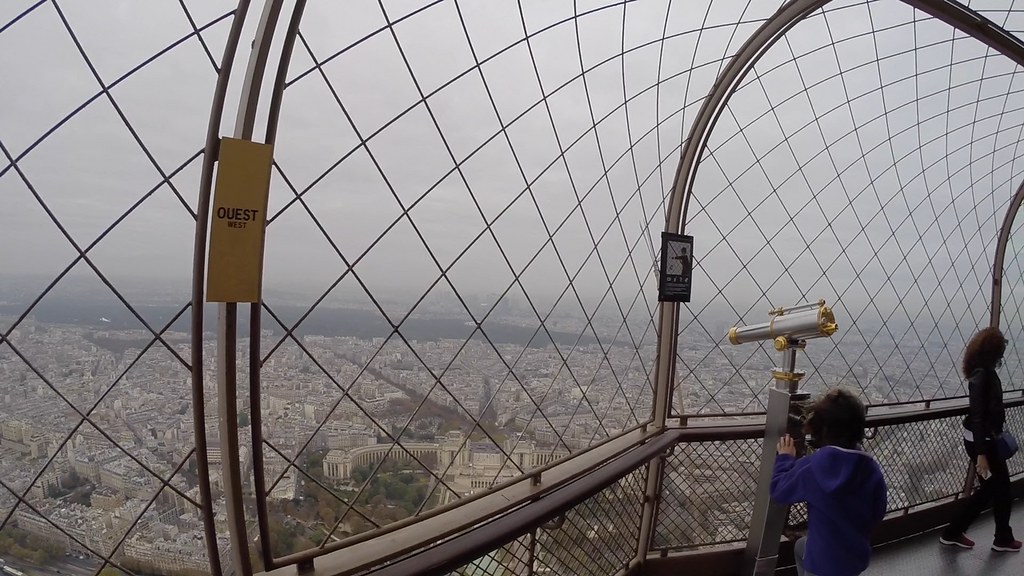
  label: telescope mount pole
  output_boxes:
[742,338,810,576]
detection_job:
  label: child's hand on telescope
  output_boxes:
[777,434,796,457]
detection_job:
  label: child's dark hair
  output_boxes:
[803,388,866,449]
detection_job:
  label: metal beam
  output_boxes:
[990,180,1024,328]
[903,0,1024,70]
[653,0,1024,573]
[252,0,309,569]
[262,426,657,575]
[215,1,285,575]
[363,431,680,576]
[190,2,254,575]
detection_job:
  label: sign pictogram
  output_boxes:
[658,232,693,303]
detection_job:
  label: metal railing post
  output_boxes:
[191,2,255,575]
[989,180,1024,328]
[250,0,309,569]
[636,300,678,563]
[636,439,669,561]
[742,385,802,576]
[213,1,285,574]
[527,528,537,576]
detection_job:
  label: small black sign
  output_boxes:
[659,232,693,303]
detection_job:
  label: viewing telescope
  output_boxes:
[728,300,837,350]
[732,300,840,576]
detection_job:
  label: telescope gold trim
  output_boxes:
[726,300,839,345]
[771,369,806,383]
[819,305,838,336]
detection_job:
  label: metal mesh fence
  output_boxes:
[437,463,647,576]
[253,0,782,558]
[653,403,1024,554]
[652,437,761,551]
[864,413,969,511]
[7,1,1024,574]
[672,0,1024,416]
[0,1,235,574]
[444,534,534,576]
[533,465,647,576]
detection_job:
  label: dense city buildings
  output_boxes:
[0,289,655,569]
[0,285,969,572]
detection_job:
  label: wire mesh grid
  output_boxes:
[864,413,969,511]
[653,404,1024,555]
[402,462,646,576]
[652,437,761,551]
[673,0,1024,416]
[252,0,788,558]
[0,1,235,574]
[531,465,647,576]
[6,0,1024,574]
[867,403,1024,510]
[443,533,534,576]
[1000,402,1024,478]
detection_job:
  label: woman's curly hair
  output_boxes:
[962,326,1006,378]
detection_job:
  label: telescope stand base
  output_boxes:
[742,387,796,576]
[746,553,781,576]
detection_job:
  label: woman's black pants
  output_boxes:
[944,440,1013,540]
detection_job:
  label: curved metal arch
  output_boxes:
[190,1,1024,574]
[250,0,309,568]
[990,180,1024,329]
[188,2,255,575]
[648,0,830,436]
[653,0,1024,426]
[666,0,1024,237]
[645,1,1024,571]
[191,0,288,573]
[664,0,826,236]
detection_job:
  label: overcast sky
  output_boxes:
[2,0,1024,339]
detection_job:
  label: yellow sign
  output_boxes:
[206,137,274,303]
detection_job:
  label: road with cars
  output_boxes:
[1,555,101,576]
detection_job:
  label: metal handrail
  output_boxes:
[258,394,1024,575]
[262,423,659,575]
[671,389,1024,426]
[366,430,681,576]
[652,397,1024,555]
[866,394,1024,426]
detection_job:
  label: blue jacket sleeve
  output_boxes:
[872,463,888,525]
[770,454,809,505]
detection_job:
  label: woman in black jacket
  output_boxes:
[939,327,1020,552]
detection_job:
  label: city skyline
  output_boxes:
[6,0,1024,575]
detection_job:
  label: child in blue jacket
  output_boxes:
[771,388,888,576]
